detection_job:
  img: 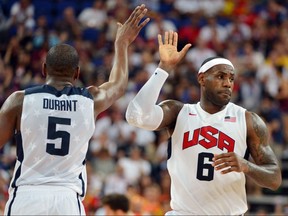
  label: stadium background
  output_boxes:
[0,0,288,215]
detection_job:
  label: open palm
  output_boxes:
[158,31,191,71]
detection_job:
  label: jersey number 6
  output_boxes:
[197,152,214,181]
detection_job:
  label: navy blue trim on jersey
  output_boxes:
[167,138,172,160]
[78,159,86,198]
[12,133,24,188]
[7,133,23,215]
[7,187,18,216]
[76,194,81,215]
[244,147,250,160]
[78,172,85,198]
[25,85,93,100]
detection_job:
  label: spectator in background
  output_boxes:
[91,104,134,153]
[198,16,228,53]
[144,12,177,42]
[237,71,262,112]
[259,94,284,157]
[100,193,131,216]
[141,183,163,215]
[226,16,252,44]
[256,50,281,98]
[118,145,151,185]
[78,0,107,30]
[275,65,288,148]
[185,37,216,71]
[104,162,128,196]
[54,6,82,43]
[8,0,35,30]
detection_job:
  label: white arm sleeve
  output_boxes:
[125,68,168,130]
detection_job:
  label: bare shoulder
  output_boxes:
[1,91,24,112]
[86,85,111,116]
[158,99,184,132]
[0,91,24,143]
[159,100,184,115]
[87,86,100,98]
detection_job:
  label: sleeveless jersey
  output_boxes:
[9,85,95,199]
[167,102,248,215]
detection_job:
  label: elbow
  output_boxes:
[269,170,282,191]
[125,111,136,127]
[272,176,282,191]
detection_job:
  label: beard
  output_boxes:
[205,90,230,107]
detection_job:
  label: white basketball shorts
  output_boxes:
[4,185,85,215]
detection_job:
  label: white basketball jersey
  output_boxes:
[9,85,95,199]
[167,102,248,215]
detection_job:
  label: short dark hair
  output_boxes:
[102,193,130,212]
[200,56,224,67]
[45,44,79,77]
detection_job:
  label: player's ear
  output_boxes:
[198,73,205,85]
[42,63,47,77]
[73,66,80,80]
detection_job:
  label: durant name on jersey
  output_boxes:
[43,98,78,111]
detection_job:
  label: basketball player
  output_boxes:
[0,4,149,215]
[125,31,282,215]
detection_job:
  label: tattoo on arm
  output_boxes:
[249,112,271,165]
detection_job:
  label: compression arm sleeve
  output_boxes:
[125,68,168,130]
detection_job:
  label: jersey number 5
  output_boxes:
[46,116,71,156]
[197,152,214,181]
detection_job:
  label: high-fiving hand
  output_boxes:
[115,4,150,46]
[158,31,191,72]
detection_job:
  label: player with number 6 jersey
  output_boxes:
[168,102,247,214]
[125,31,282,215]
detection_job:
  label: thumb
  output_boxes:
[179,43,191,59]
[117,22,123,28]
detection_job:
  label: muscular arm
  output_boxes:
[245,111,282,190]
[87,5,149,117]
[0,91,23,149]
[159,100,184,135]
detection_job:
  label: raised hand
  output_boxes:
[115,4,150,46]
[158,31,191,72]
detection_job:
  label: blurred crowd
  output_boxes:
[0,0,288,215]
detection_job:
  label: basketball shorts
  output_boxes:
[4,185,85,215]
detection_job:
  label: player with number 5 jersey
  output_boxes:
[0,4,150,215]
[125,31,282,215]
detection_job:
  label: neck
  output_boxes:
[45,76,74,90]
[200,100,226,114]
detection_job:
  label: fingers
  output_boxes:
[158,34,163,46]
[168,31,173,45]
[173,32,178,47]
[212,153,240,174]
[163,31,177,45]
[128,4,149,29]
[161,31,191,49]
[164,31,169,44]
[179,43,192,59]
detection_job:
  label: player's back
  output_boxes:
[9,85,95,197]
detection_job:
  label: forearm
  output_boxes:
[109,42,129,95]
[125,68,168,130]
[245,160,281,190]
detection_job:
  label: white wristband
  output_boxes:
[154,67,169,79]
